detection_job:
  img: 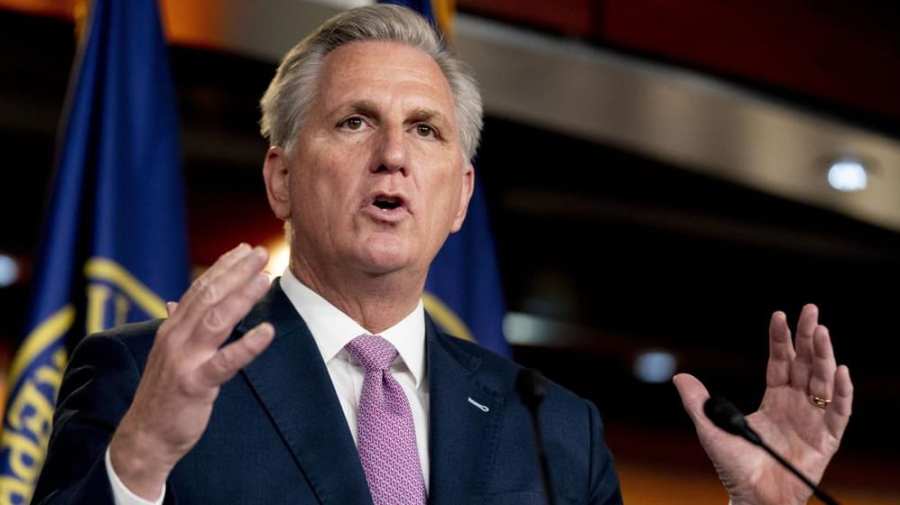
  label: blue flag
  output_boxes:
[0,0,188,502]
[380,0,510,356]
[424,181,510,355]
[381,0,446,35]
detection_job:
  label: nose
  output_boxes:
[372,125,408,176]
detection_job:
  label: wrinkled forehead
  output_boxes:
[315,40,457,120]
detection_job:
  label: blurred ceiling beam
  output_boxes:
[0,0,74,19]
[3,0,900,233]
[459,0,900,127]
[455,15,900,233]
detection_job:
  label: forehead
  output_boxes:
[316,40,456,116]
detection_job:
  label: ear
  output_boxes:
[449,161,475,233]
[263,146,291,221]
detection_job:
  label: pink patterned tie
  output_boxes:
[345,334,427,505]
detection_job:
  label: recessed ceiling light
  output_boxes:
[0,254,19,287]
[827,158,868,192]
[633,349,677,384]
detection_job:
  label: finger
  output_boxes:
[194,322,275,388]
[196,243,253,287]
[174,246,269,341]
[790,303,819,391]
[766,311,794,387]
[173,243,253,322]
[166,301,178,317]
[192,272,271,349]
[825,365,853,440]
[808,325,837,402]
[673,373,713,430]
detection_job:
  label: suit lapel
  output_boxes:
[236,282,373,505]
[427,315,505,505]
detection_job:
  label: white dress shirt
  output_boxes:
[105,269,430,504]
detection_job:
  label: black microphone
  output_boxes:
[703,396,842,505]
[516,368,556,505]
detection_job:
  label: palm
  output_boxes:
[674,305,853,505]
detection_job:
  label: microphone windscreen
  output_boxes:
[516,368,547,407]
[704,396,748,436]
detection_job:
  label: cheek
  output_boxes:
[422,165,464,229]
[304,158,375,237]
[297,135,359,187]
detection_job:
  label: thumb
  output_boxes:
[673,373,712,429]
[166,301,178,317]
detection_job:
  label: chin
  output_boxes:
[356,238,416,275]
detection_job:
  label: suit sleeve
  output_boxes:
[586,400,623,505]
[31,332,175,505]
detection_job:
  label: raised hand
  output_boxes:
[109,243,275,500]
[674,304,853,505]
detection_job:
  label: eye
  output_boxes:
[338,116,366,131]
[414,123,437,138]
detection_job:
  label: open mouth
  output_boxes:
[364,193,410,222]
[372,195,404,211]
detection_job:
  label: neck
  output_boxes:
[289,255,425,334]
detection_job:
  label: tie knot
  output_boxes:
[346,334,398,372]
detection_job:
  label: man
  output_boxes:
[32,5,853,505]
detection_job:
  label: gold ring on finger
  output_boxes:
[809,394,831,409]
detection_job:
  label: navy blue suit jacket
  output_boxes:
[33,282,622,504]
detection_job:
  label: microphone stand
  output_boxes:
[704,396,841,505]
[517,368,557,505]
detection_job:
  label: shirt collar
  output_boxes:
[279,269,426,388]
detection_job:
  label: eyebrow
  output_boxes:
[338,100,380,119]
[331,101,449,127]
[406,107,448,127]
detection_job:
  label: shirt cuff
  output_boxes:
[105,446,166,505]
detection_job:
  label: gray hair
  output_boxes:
[259,4,483,160]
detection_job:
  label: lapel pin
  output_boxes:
[467,397,490,413]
